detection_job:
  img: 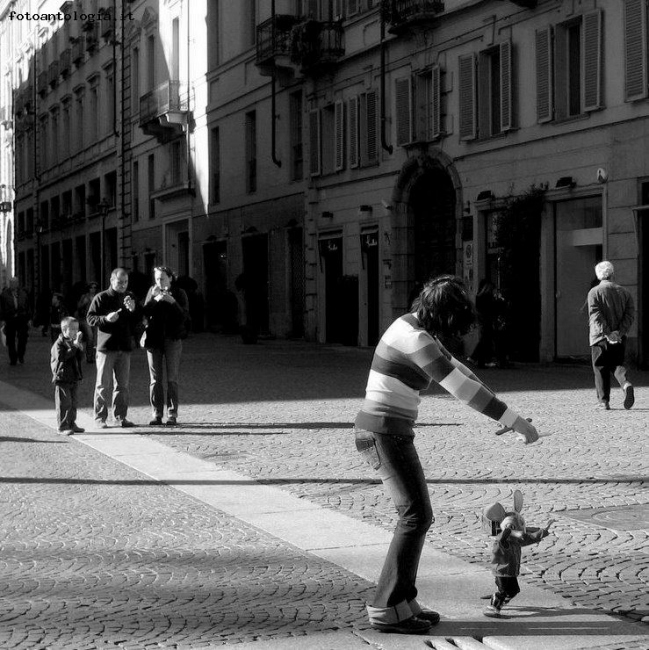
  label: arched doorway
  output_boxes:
[411,167,457,286]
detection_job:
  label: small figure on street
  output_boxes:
[77,281,99,363]
[482,490,555,617]
[50,316,86,436]
[87,268,141,429]
[354,275,539,635]
[49,293,69,344]
[0,277,31,365]
[468,280,509,368]
[587,261,635,410]
[142,266,190,427]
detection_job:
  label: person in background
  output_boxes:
[50,316,85,436]
[49,293,69,344]
[587,261,635,410]
[87,268,140,429]
[142,266,190,426]
[0,277,31,365]
[77,281,99,363]
[354,275,539,635]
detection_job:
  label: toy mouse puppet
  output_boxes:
[482,490,555,617]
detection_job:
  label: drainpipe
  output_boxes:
[271,0,281,168]
[380,5,393,155]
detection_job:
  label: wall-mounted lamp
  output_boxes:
[476,190,495,202]
[555,176,576,189]
[0,201,11,213]
[322,211,334,219]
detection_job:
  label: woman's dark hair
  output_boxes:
[412,275,476,337]
[154,266,176,282]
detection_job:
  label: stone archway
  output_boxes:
[389,149,463,319]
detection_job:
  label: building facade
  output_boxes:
[7,0,649,365]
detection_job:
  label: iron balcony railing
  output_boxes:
[290,20,344,71]
[59,48,71,76]
[256,14,298,66]
[381,0,444,27]
[139,80,188,124]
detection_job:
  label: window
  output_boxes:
[133,161,139,222]
[132,47,140,106]
[245,111,257,193]
[171,18,180,79]
[459,41,513,141]
[289,91,304,181]
[210,127,221,203]
[148,154,155,219]
[61,99,71,158]
[74,87,84,152]
[535,11,602,122]
[88,76,99,142]
[246,0,257,48]
[49,107,59,165]
[39,115,48,169]
[347,92,378,168]
[146,35,155,92]
[105,67,115,135]
[207,2,220,70]
[169,140,183,186]
[40,201,49,230]
[318,102,344,175]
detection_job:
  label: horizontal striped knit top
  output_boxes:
[355,313,518,436]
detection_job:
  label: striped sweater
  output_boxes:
[355,313,518,436]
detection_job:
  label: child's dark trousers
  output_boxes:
[55,381,79,431]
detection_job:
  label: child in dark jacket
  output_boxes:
[51,316,85,436]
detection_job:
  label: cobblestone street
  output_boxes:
[0,330,648,649]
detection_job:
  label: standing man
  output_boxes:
[0,277,31,365]
[588,261,635,410]
[87,268,140,428]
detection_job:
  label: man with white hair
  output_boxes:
[587,261,635,410]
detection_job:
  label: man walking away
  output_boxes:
[588,261,635,410]
[0,277,31,365]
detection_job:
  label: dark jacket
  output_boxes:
[0,286,30,322]
[86,288,141,352]
[489,527,549,577]
[587,280,635,346]
[142,286,190,349]
[50,335,84,384]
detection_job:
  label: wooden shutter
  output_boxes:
[624,0,648,101]
[582,10,602,112]
[500,40,513,131]
[334,100,345,171]
[309,108,321,176]
[431,65,442,139]
[365,89,378,164]
[395,76,412,146]
[535,26,553,123]
[458,53,476,140]
[348,96,359,168]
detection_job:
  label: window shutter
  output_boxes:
[309,108,321,176]
[500,40,513,132]
[535,27,553,123]
[348,96,359,168]
[395,76,412,146]
[365,89,378,164]
[431,64,442,139]
[347,0,359,16]
[458,53,476,141]
[582,10,602,112]
[334,100,345,171]
[624,0,648,101]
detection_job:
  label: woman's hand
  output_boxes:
[512,416,539,444]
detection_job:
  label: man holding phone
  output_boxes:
[87,268,141,428]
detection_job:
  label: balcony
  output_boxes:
[289,20,344,74]
[381,0,445,34]
[255,14,300,77]
[84,22,99,52]
[59,49,71,77]
[48,61,59,87]
[139,80,189,142]
[509,0,537,6]
[37,71,48,96]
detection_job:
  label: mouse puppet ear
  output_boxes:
[484,502,507,523]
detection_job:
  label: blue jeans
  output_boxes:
[94,350,131,423]
[355,429,433,612]
[146,339,182,418]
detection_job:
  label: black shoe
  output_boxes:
[165,416,177,427]
[597,401,610,410]
[95,420,109,429]
[18,357,24,364]
[149,417,163,426]
[415,609,440,625]
[623,385,635,410]
[120,419,137,428]
[370,616,432,635]
[9,360,16,366]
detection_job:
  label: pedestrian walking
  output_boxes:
[49,293,69,344]
[76,281,98,363]
[141,266,189,426]
[468,280,509,368]
[0,277,31,365]
[353,275,539,635]
[86,268,140,429]
[587,261,635,410]
[482,490,555,617]
[50,316,85,436]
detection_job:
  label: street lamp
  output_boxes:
[97,198,110,282]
